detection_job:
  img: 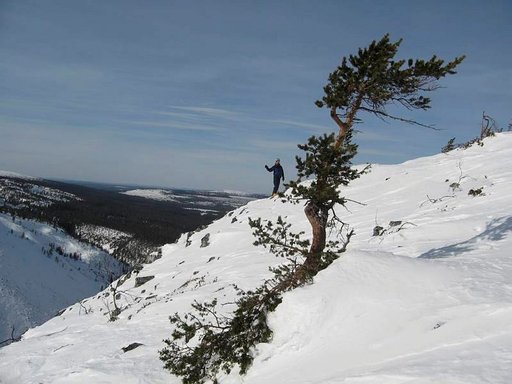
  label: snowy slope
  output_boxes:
[121,188,181,202]
[0,214,125,344]
[1,133,512,383]
[0,170,36,180]
[121,188,258,214]
[0,176,79,209]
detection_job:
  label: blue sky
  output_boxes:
[1,0,510,193]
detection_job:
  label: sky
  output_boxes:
[0,0,510,193]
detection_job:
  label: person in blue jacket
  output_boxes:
[265,158,285,196]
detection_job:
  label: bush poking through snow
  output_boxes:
[468,187,484,197]
[442,113,507,153]
[373,225,385,237]
[372,221,416,237]
[442,137,457,153]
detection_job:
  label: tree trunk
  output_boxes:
[303,201,328,271]
[330,107,348,145]
[331,95,363,149]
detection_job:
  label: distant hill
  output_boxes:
[0,176,259,265]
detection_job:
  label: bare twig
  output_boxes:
[0,326,21,346]
[344,198,367,206]
[420,194,455,207]
[78,300,92,315]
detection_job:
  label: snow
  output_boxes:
[0,178,79,209]
[121,188,180,202]
[214,189,255,196]
[0,214,125,344]
[1,132,512,383]
[0,170,36,180]
[183,207,220,215]
[121,188,257,206]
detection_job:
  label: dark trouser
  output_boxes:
[273,177,281,194]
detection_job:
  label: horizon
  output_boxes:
[1,0,511,193]
[60,177,267,196]
[0,169,267,195]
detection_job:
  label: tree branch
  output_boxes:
[359,106,439,129]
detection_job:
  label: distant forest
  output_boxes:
[0,177,224,262]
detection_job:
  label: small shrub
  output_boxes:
[449,182,461,192]
[109,307,121,322]
[441,137,456,153]
[442,113,503,153]
[373,225,385,236]
[468,187,483,197]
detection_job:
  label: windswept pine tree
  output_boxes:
[292,34,465,273]
[160,35,465,383]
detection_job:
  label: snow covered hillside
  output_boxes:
[0,176,78,209]
[0,214,125,345]
[1,132,512,383]
[121,188,261,215]
[0,170,36,180]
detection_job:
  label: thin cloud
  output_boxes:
[265,119,330,132]
[156,108,333,136]
[125,120,225,132]
[164,106,242,119]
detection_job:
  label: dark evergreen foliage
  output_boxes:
[315,34,465,128]
[286,132,360,209]
[442,137,457,153]
[160,291,279,384]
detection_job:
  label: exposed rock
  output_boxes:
[200,233,210,248]
[122,342,144,352]
[134,275,155,287]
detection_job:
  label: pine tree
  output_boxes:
[293,34,465,272]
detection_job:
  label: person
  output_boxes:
[265,158,285,197]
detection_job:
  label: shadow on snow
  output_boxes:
[419,216,512,259]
